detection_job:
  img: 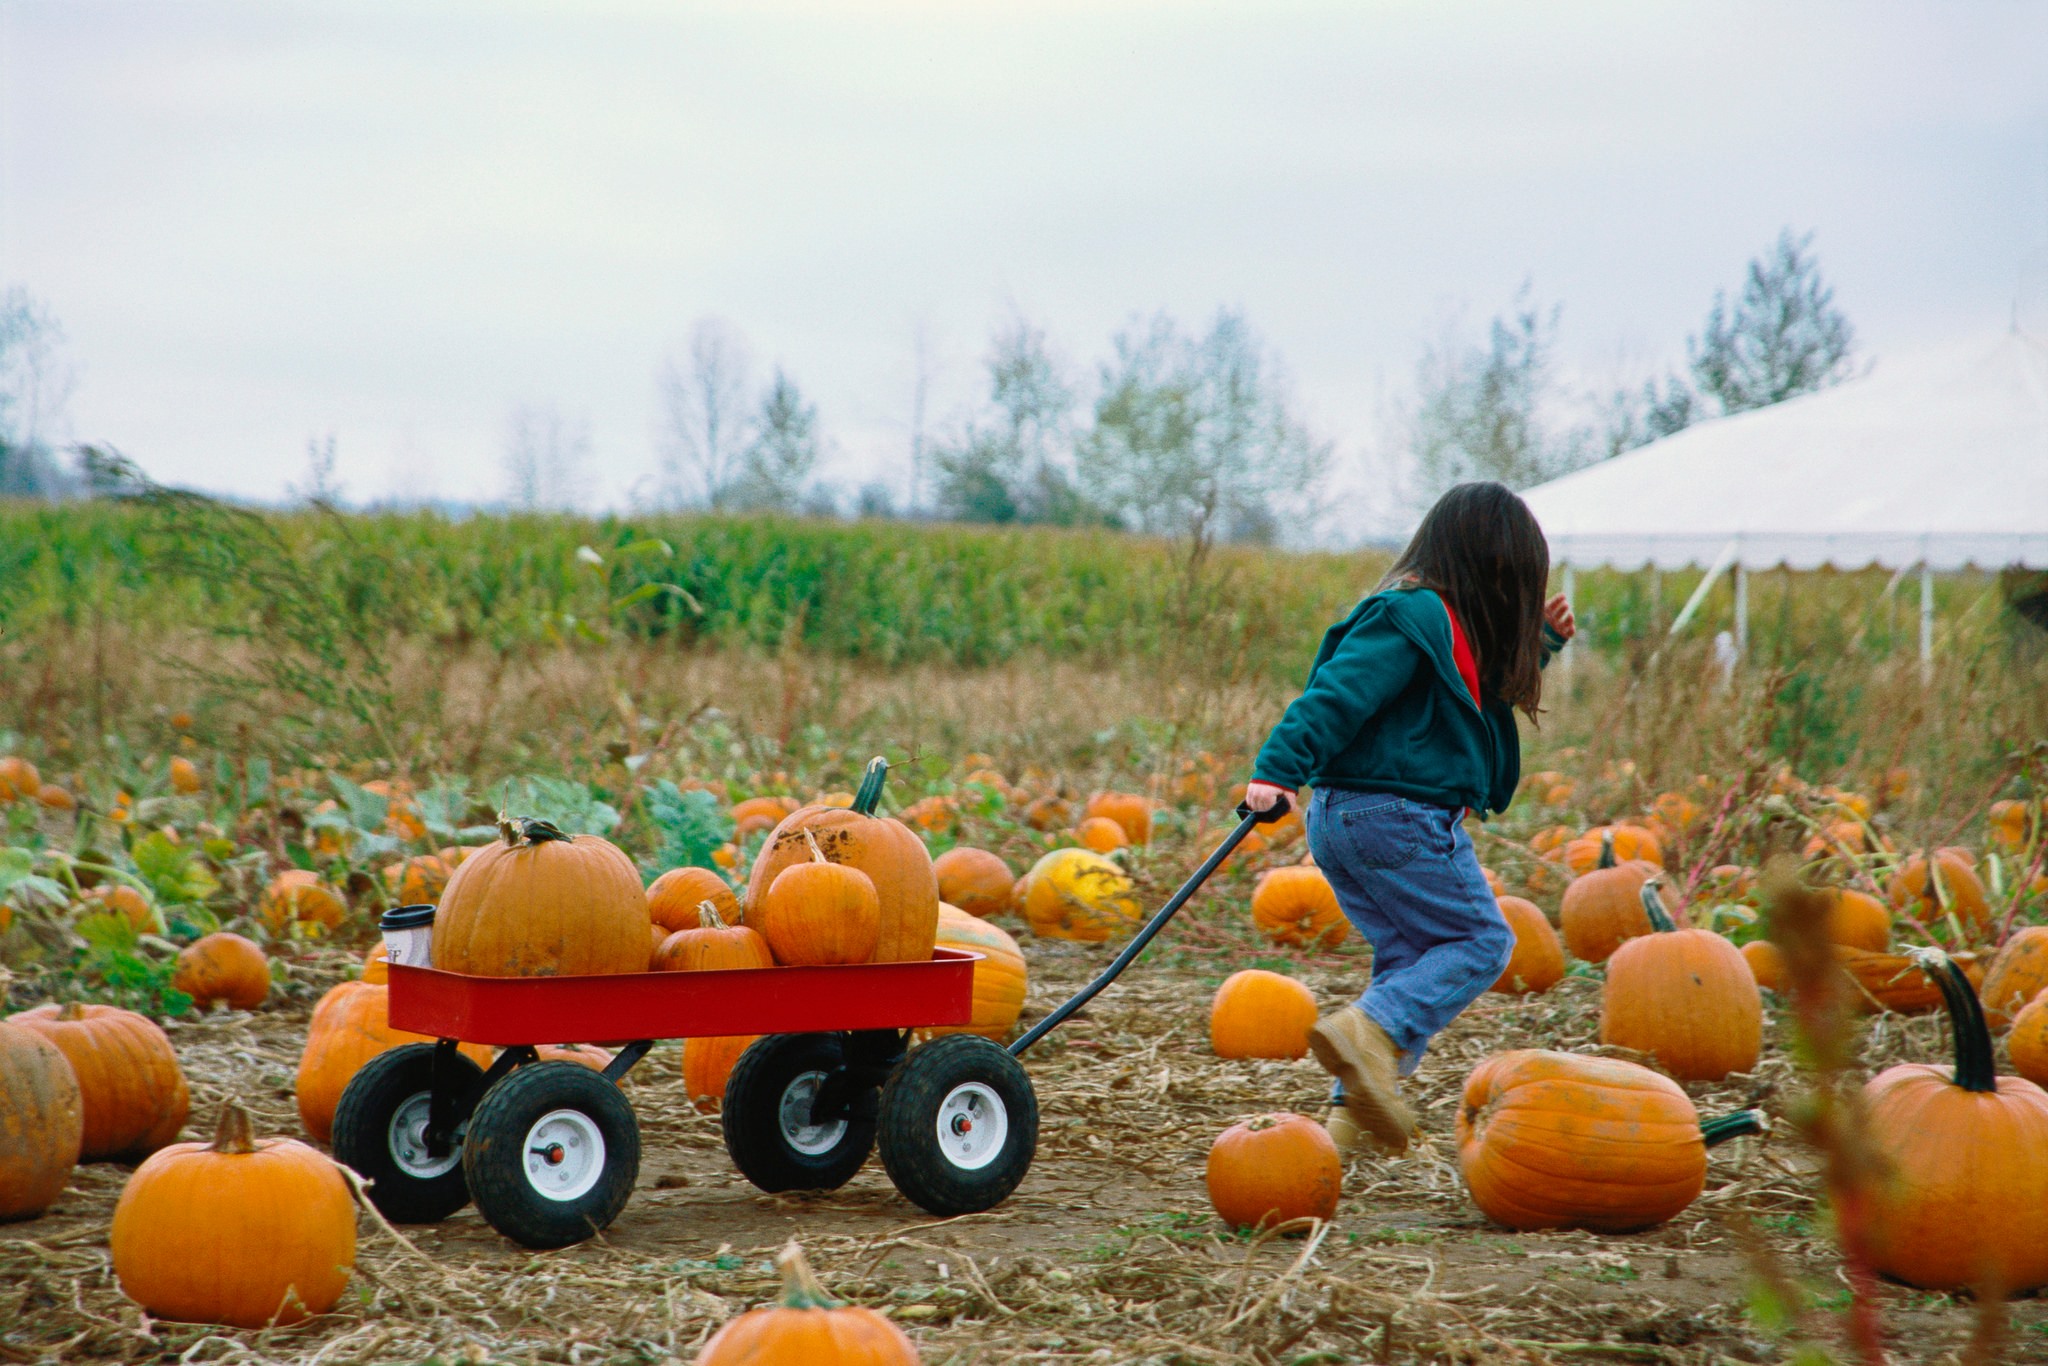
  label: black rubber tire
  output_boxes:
[332,1043,482,1224]
[877,1035,1038,1216]
[461,1062,639,1249]
[721,1033,878,1193]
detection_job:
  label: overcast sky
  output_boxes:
[4,1,2046,533]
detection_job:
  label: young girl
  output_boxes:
[1244,482,1573,1155]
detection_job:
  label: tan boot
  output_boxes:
[1325,1106,1365,1156]
[1308,1006,1416,1154]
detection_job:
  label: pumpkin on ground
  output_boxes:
[1558,834,1663,963]
[1209,970,1317,1060]
[35,784,75,811]
[1979,926,2048,1028]
[1083,791,1153,845]
[757,832,881,966]
[654,900,774,973]
[361,942,390,984]
[534,1044,614,1070]
[1835,946,1982,1014]
[0,1021,84,1220]
[0,756,42,801]
[1456,1049,1765,1233]
[294,982,491,1142]
[731,795,799,841]
[1854,951,2048,1293]
[168,756,203,794]
[1563,824,1663,875]
[744,758,939,965]
[1022,796,1074,831]
[259,869,348,936]
[82,882,161,933]
[172,933,270,1011]
[1205,1113,1342,1231]
[1490,896,1565,994]
[1250,866,1347,949]
[932,846,1015,919]
[2008,989,2048,1088]
[1888,849,1991,932]
[8,1003,188,1161]
[898,795,958,835]
[682,1034,761,1113]
[697,1241,919,1365]
[1989,799,2037,854]
[381,853,452,907]
[646,866,742,935]
[1600,881,1761,1081]
[1741,940,1786,992]
[919,905,1028,1042]
[111,1104,355,1328]
[1074,816,1128,853]
[1821,888,1891,951]
[433,817,649,978]
[1020,847,1141,942]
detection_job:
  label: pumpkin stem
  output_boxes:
[1597,830,1616,870]
[209,1102,258,1155]
[1908,946,1998,1093]
[497,814,573,847]
[696,899,727,930]
[1701,1110,1769,1147]
[803,828,827,865]
[851,757,889,816]
[1640,878,1678,933]
[773,1240,841,1310]
[58,1001,86,1021]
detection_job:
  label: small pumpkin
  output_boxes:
[1820,887,1891,951]
[259,869,348,936]
[698,1241,918,1365]
[1836,946,1983,1014]
[35,784,76,812]
[932,846,1015,919]
[168,756,203,794]
[1082,791,1153,845]
[1740,939,1786,992]
[1022,795,1074,831]
[1205,1113,1342,1231]
[1490,895,1565,994]
[1854,951,2048,1293]
[1989,799,2036,855]
[294,982,491,1142]
[898,795,958,834]
[682,1034,761,1113]
[111,1104,355,1328]
[1021,847,1140,942]
[744,758,939,965]
[433,817,650,978]
[361,778,426,840]
[1563,824,1662,875]
[1209,970,1317,1060]
[381,853,452,907]
[534,1043,614,1071]
[1978,926,2048,1029]
[361,942,390,983]
[172,933,270,1011]
[654,900,774,973]
[757,832,881,966]
[647,866,742,935]
[0,1021,84,1220]
[1600,880,1762,1081]
[1456,1048,1765,1233]
[81,882,162,934]
[8,1003,189,1161]
[0,755,42,801]
[1889,849,1991,932]
[2008,989,2048,1088]
[919,905,1028,1042]
[1250,865,1347,949]
[1073,816,1128,853]
[1558,834,1663,963]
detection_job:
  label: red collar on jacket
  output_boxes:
[1443,600,1481,709]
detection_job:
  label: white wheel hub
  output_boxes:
[779,1070,848,1156]
[523,1109,606,1202]
[388,1091,461,1178]
[936,1082,1008,1171]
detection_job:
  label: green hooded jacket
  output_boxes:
[1252,586,1562,817]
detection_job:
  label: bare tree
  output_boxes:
[503,404,591,511]
[0,286,80,496]
[906,320,935,516]
[288,432,346,507]
[656,318,754,508]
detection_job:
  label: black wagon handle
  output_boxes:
[1007,801,1287,1058]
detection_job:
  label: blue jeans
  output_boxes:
[1306,788,1512,1081]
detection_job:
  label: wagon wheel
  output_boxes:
[877,1034,1038,1216]
[332,1043,483,1224]
[722,1033,880,1193]
[462,1061,640,1250]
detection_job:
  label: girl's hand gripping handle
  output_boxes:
[1242,781,1294,818]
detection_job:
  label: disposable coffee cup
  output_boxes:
[379,904,437,970]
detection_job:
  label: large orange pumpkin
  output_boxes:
[682,1034,761,1113]
[1889,849,1991,932]
[0,1021,84,1220]
[1979,926,2048,1029]
[1082,791,1153,846]
[744,758,939,965]
[294,981,491,1142]
[1558,835,1663,963]
[1836,946,1983,1014]
[1854,952,2048,1293]
[1456,1049,1763,1232]
[698,1241,918,1365]
[258,869,348,936]
[932,846,1015,919]
[919,906,1028,1042]
[654,900,774,973]
[8,1003,188,1161]
[1820,887,1891,951]
[1250,866,1347,949]
[1564,824,1663,875]
[646,866,741,935]
[1205,1113,1342,1231]
[111,1104,355,1328]
[172,933,271,1011]
[757,832,881,966]
[1491,896,1565,994]
[1209,970,1318,1060]
[2009,989,2048,1088]
[433,817,649,978]
[1600,880,1762,1081]
[1020,847,1140,942]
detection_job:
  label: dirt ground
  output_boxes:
[6,919,2047,1365]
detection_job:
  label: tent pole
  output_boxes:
[1734,563,1748,660]
[1667,539,1739,639]
[1919,561,1934,685]
[1560,564,1576,672]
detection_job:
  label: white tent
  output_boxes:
[1521,331,2048,669]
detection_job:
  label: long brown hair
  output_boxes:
[1376,482,1551,715]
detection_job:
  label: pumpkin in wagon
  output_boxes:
[0,1021,83,1220]
[647,865,742,935]
[432,816,650,978]
[654,900,774,973]
[8,1003,188,1161]
[756,832,881,966]
[1600,879,1761,1081]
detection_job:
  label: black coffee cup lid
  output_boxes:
[379,904,437,930]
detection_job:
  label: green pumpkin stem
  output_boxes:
[774,1240,840,1310]
[496,814,573,847]
[1640,877,1678,933]
[851,757,889,817]
[1701,1110,1769,1148]
[1597,831,1616,870]
[1909,946,1998,1093]
[211,1102,257,1155]
[697,899,727,930]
